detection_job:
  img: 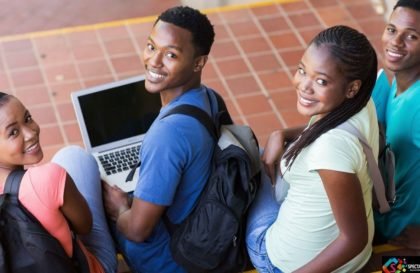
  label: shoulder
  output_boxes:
[26,162,67,182]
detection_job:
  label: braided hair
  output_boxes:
[283,25,378,168]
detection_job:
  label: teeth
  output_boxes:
[300,96,314,104]
[149,70,164,79]
[25,143,38,153]
[387,51,403,58]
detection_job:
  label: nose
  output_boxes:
[390,33,404,47]
[299,78,312,93]
[22,124,38,142]
[146,50,163,68]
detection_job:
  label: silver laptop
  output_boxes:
[71,75,161,192]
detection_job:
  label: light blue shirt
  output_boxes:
[373,70,420,240]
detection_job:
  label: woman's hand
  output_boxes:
[261,130,285,184]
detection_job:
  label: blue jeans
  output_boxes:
[52,146,118,273]
[246,170,283,273]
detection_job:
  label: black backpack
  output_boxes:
[0,169,90,273]
[162,91,261,273]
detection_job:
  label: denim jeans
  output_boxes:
[52,146,118,273]
[246,170,283,273]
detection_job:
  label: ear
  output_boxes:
[346,80,362,99]
[193,55,208,72]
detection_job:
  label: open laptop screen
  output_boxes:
[72,76,161,149]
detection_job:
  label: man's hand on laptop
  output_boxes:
[102,181,130,221]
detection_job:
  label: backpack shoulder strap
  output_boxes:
[336,122,391,214]
[161,104,218,140]
[4,169,26,196]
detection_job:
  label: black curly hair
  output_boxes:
[283,25,378,168]
[155,6,215,56]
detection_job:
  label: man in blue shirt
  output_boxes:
[372,0,420,248]
[103,6,220,273]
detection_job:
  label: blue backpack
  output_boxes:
[0,169,89,273]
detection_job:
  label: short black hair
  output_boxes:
[394,0,420,11]
[155,6,215,56]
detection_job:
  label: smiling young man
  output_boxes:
[372,0,420,246]
[102,6,220,273]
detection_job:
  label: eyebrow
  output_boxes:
[147,36,183,52]
[299,62,333,79]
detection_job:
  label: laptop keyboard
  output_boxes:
[98,145,140,175]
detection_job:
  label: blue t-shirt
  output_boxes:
[128,86,217,273]
[372,70,420,240]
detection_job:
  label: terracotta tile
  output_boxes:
[297,27,325,45]
[308,0,339,8]
[110,55,143,74]
[63,122,83,143]
[229,20,260,38]
[246,112,283,142]
[346,3,380,20]
[280,109,309,128]
[44,63,79,83]
[83,76,115,88]
[223,98,240,118]
[288,12,322,29]
[30,105,57,125]
[211,40,240,59]
[2,40,33,53]
[236,94,271,116]
[225,75,260,96]
[128,22,154,38]
[258,70,292,91]
[269,32,302,50]
[104,38,136,56]
[40,145,63,164]
[279,48,304,68]
[258,16,289,33]
[34,35,68,52]
[202,78,228,98]
[0,72,11,90]
[15,85,51,106]
[316,6,352,26]
[206,13,222,25]
[56,102,76,122]
[213,24,230,41]
[216,58,250,77]
[38,48,74,66]
[67,30,100,46]
[238,37,271,54]
[202,61,218,81]
[72,43,105,61]
[251,4,281,17]
[50,81,83,103]
[78,60,112,79]
[10,68,44,88]
[248,53,281,72]
[40,125,65,147]
[98,26,130,41]
[5,50,38,70]
[219,9,252,23]
[270,89,297,111]
[280,1,310,13]
[359,18,386,37]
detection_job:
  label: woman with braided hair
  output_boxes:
[246,25,379,273]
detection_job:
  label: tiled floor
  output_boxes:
[0,0,387,164]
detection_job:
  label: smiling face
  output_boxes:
[142,20,207,104]
[382,7,420,75]
[0,96,43,169]
[294,44,358,121]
